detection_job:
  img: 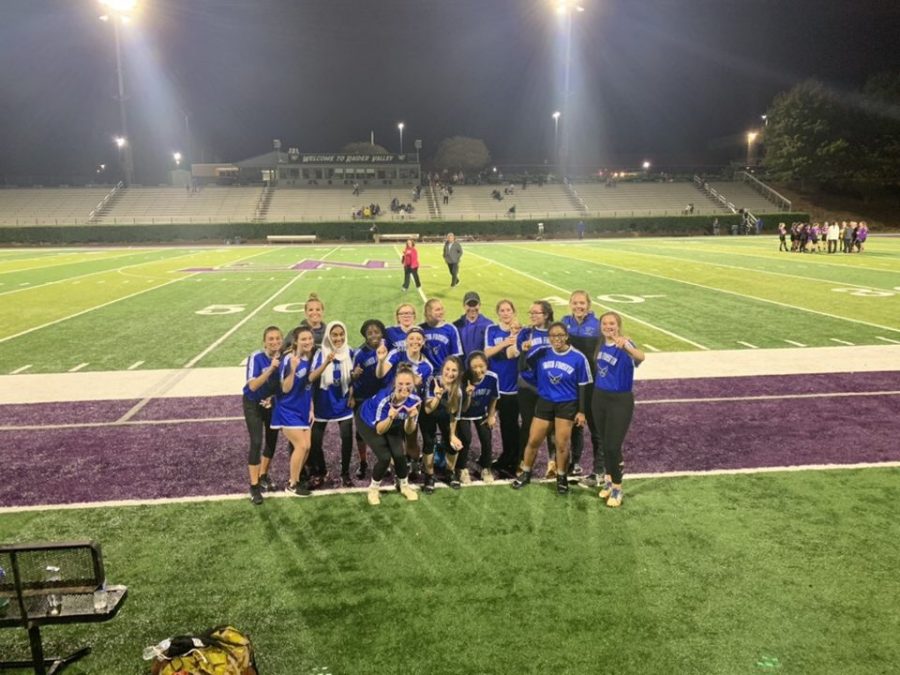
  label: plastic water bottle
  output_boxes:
[45,566,61,615]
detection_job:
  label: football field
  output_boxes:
[1,236,899,673]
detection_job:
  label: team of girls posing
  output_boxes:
[242,291,644,508]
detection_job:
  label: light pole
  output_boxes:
[100,0,137,186]
[746,131,759,166]
[555,1,583,176]
[397,122,405,155]
[552,111,561,165]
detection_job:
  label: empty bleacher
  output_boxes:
[0,187,111,225]
[440,185,582,219]
[575,182,726,216]
[97,186,262,224]
[706,181,784,214]
[265,187,421,222]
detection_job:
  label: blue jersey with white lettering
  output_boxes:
[461,371,500,420]
[272,356,312,427]
[485,325,518,394]
[594,341,640,393]
[242,350,279,402]
[351,345,384,401]
[527,345,593,403]
[420,322,463,370]
[384,326,411,352]
[310,349,355,421]
[516,326,550,388]
[384,349,434,399]
[358,387,422,431]
[562,313,601,362]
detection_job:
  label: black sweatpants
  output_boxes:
[243,396,279,464]
[493,393,520,472]
[403,266,421,289]
[420,406,464,471]
[570,385,603,474]
[591,390,634,484]
[354,412,408,481]
[457,418,493,470]
[308,418,353,477]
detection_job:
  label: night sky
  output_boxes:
[1,0,898,184]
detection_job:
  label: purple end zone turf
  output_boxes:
[0,400,138,426]
[1,373,898,508]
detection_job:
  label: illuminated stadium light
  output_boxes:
[397,122,405,154]
[115,136,127,148]
[173,152,182,166]
[555,0,585,15]
[642,160,651,170]
[746,131,760,165]
[99,0,137,14]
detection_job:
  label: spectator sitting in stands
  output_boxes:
[391,197,400,212]
[507,205,516,217]
[492,189,503,201]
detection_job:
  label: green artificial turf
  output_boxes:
[1,468,898,674]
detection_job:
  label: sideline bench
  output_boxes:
[266,234,317,244]
[0,540,128,675]
[377,233,418,243]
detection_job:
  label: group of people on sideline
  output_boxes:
[242,290,645,509]
[778,221,868,253]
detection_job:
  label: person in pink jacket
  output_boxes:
[401,239,422,292]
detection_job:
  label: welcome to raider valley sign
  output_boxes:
[298,154,411,164]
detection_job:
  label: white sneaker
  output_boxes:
[400,484,419,501]
[367,487,381,506]
[460,469,472,485]
[481,469,495,484]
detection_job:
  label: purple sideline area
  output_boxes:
[1,372,898,508]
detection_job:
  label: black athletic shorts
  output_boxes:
[533,397,578,422]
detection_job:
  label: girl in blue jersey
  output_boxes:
[272,326,316,496]
[562,290,604,484]
[308,321,355,488]
[384,303,418,352]
[376,326,434,480]
[421,355,465,492]
[350,319,387,480]
[458,351,500,483]
[514,300,556,476]
[592,312,645,507]
[484,299,521,478]
[242,325,283,505]
[355,366,422,506]
[420,298,463,371]
[512,322,593,495]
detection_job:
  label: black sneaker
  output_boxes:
[556,476,569,495]
[340,474,353,488]
[258,474,277,492]
[512,471,532,490]
[355,462,368,480]
[423,474,436,494]
[449,472,461,490]
[285,481,311,497]
[249,484,263,505]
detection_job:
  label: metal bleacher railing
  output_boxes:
[736,171,792,211]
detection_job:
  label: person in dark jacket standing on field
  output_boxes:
[443,232,463,287]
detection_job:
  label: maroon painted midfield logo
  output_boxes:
[181,259,405,272]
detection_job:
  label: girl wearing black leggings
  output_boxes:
[591,312,645,507]
[242,326,283,505]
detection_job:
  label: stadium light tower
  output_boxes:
[552,111,561,164]
[397,122,405,155]
[747,130,759,165]
[554,0,583,176]
[173,152,182,167]
[99,0,137,186]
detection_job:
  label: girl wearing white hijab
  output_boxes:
[307,321,356,488]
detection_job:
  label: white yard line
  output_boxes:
[127,361,144,370]
[517,244,900,336]
[643,344,660,352]
[9,365,32,374]
[468,249,709,350]
[737,341,759,349]
[603,245,899,292]
[115,246,341,423]
[68,363,89,372]
[2,461,897,514]
[0,274,197,344]
[876,336,900,344]
[830,338,855,346]
[783,339,807,347]
[637,390,900,406]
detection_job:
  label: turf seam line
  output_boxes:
[1,461,897,514]
[468,247,710,350]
